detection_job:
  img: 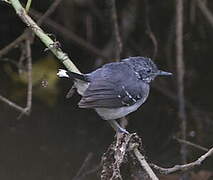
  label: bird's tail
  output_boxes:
[57,69,89,82]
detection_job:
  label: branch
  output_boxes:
[0,0,63,115]
[131,143,159,180]
[101,133,159,180]
[195,0,213,29]
[101,133,132,180]
[10,0,80,74]
[105,0,128,130]
[72,153,100,180]
[37,0,62,26]
[0,95,26,113]
[25,38,32,113]
[150,146,213,175]
[0,33,27,58]
[176,0,187,165]
[109,0,122,60]
[30,9,107,59]
[0,34,33,117]
[25,0,32,12]
[144,0,158,59]
[175,137,209,152]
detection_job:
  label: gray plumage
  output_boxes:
[57,56,172,133]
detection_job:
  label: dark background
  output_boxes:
[0,0,213,179]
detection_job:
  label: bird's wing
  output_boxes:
[78,79,145,108]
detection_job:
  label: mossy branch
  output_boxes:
[10,0,81,74]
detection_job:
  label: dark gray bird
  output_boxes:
[57,56,172,134]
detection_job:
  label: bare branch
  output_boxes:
[25,38,32,113]
[37,0,63,26]
[0,0,61,115]
[101,133,132,180]
[101,133,159,180]
[0,35,33,117]
[176,0,187,165]
[105,0,128,129]
[131,143,159,180]
[29,9,107,59]
[0,95,26,113]
[25,0,32,12]
[175,137,209,152]
[10,0,80,73]
[196,0,213,29]
[0,33,26,58]
[72,153,94,180]
[144,0,158,59]
[109,0,123,60]
[150,146,213,174]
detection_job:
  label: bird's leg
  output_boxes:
[108,120,130,134]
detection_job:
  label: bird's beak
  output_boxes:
[157,70,172,76]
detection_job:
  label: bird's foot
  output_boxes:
[108,119,130,134]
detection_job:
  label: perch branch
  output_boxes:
[101,133,159,180]
[131,143,159,180]
[0,0,63,114]
[10,0,80,74]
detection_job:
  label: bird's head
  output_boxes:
[123,57,172,83]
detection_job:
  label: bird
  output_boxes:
[57,56,172,134]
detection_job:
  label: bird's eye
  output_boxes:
[146,69,151,73]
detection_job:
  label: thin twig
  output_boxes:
[144,0,158,59]
[0,0,60,115]
[72,153,93,180]
[195,0,213,29]
[190,0,197,25]
[176,0,187,165]
[0,95,26,113]
[15,36,33,119]
[106,0,127,130]
[25,38,32,113]
[131,143,159,180]
[150,146,213,174]
[30,9,107,59]
[37,0,63,26]
[175,137,208,152]
[10,0,80,74]
[109,0,122,60]
[25,0,32,13]
[81,164,101,178]
[0,33,27,58]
